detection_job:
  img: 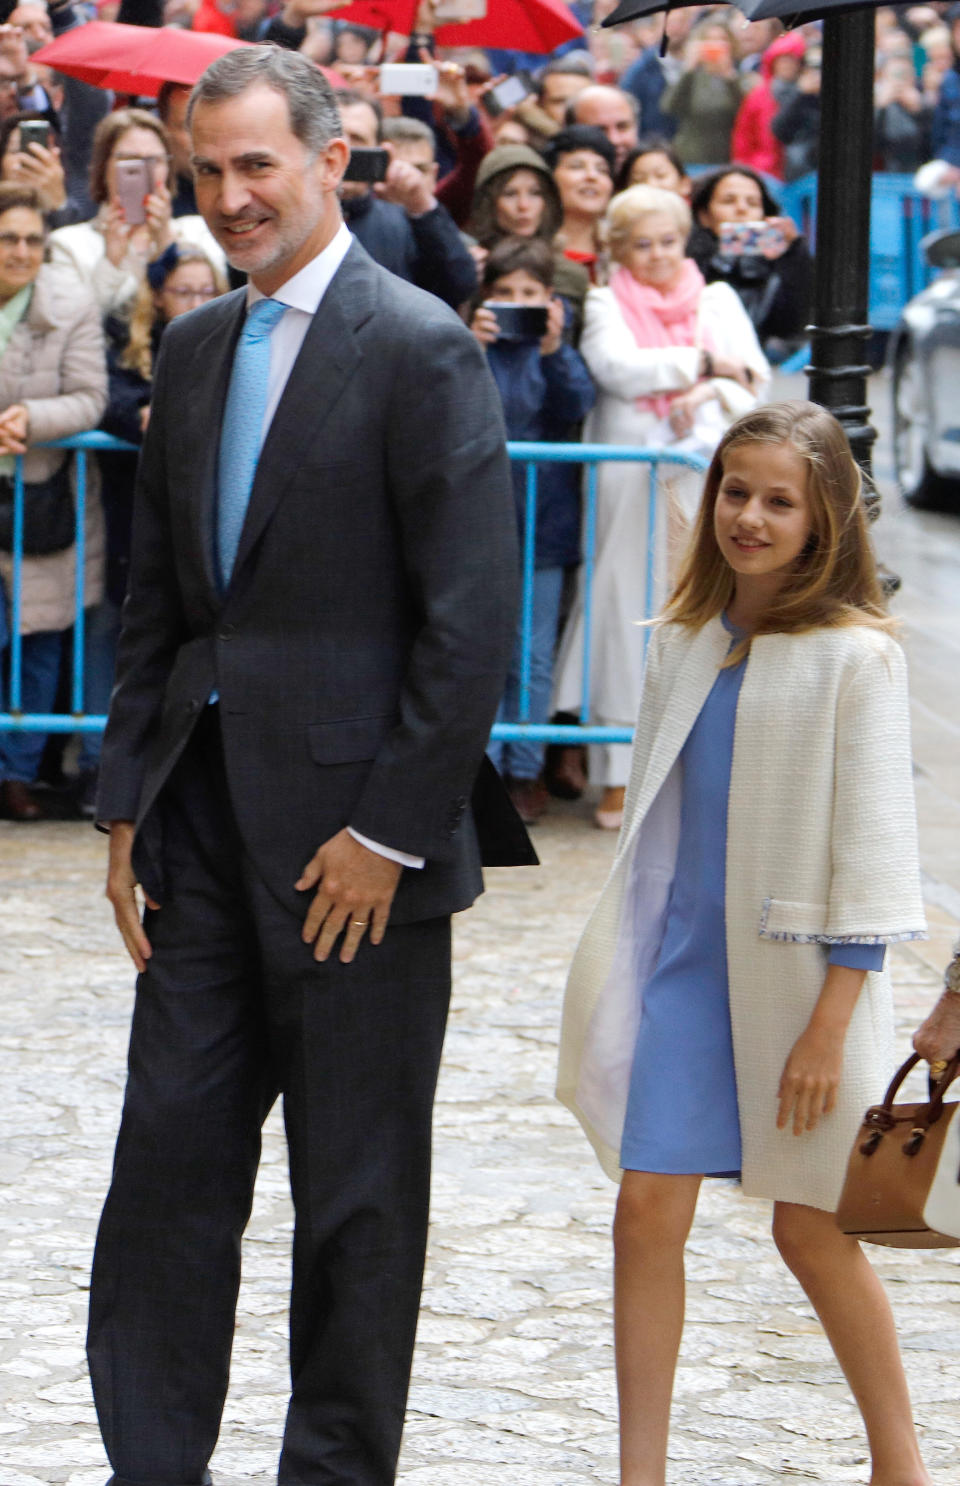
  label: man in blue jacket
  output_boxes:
[337,89,476,309]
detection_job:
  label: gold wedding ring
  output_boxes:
[930,1059,949,1076]
[352,920,368,928]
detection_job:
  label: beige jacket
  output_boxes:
[0,264,108,634]
[557,617,927,1213]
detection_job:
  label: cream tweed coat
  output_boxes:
[557,615,927,1212]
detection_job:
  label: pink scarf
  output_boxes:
[610,259,716,420]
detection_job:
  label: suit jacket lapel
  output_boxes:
[229,243,375,583]
[180,288,246,598]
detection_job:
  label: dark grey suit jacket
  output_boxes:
[97,237,536,923]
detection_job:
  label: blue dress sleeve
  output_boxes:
[828,943,886,971]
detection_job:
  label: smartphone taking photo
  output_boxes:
[114,158,154,226]
[485,302,548,342]
[343,146,390,184]
[18,120,51,154]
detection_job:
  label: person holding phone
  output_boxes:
[48,109,226,316]
[551,185,768,831]
[662,18,751,166]
[0,110,72,223]
[335,88,477,308]
[688,165,813,353]
[468,235,595,824]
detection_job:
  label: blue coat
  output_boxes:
[487,339,595,570]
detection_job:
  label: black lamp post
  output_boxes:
[806,9,878,487]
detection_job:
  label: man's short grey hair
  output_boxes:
[187,45,342,156]
[381,116,435,154]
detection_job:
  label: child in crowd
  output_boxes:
[469,236,595,824]
[558,401,932,1486]
[615,137,690,198]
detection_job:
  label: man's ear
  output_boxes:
[319,137,351,193]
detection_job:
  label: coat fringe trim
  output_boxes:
[759,897,927,946]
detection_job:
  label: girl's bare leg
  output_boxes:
[614,1171,702,1486]
[772,1201,931,1486]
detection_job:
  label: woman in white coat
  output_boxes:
[557,403,931,1486]
[552,184,769,828]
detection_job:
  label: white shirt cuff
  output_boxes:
[347,827,425,870]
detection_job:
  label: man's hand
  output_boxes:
[913,988,960,1065]
[376,155,437,217]
[296,829,402,964]
[0,403,28,456]
[106,821,159,974]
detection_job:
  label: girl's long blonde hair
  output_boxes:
[663,401,894,656]
[120,245,227,383]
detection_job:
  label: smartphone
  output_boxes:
[482,73,531,117]
[378,62,437,97]
[485,302,548,342]
[434,0,487,20]
[18,120,50,153]
[699,38,731,66]
[344,146,390,184]
[718,220,765,256]
[114,158,153,226]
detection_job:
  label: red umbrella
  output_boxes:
[31,21,255,97]
[325,0,583,53]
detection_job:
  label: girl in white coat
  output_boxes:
[557,403,931,1486]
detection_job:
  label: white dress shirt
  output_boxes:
[247,222,424,871]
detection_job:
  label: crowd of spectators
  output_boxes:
[1,0,959,826]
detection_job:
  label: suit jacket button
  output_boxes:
[219,624,235,640]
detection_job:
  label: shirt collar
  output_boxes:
[246,220,353,315]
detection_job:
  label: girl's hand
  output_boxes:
[0,403,29,455]
[470,303,499,347]
[144,181,173,253]
[777,1022,843,1135]
[11,141,66,212]
[103,201,132,268]
[539,296,565,357]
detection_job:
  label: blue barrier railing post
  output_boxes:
[519,461,537,724]
[10,455,25,711]
[580,461,598,729]
[71,448,87,715]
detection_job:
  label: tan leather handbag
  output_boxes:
[836,1052,960,1248]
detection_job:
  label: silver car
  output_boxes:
[890,228,960,509]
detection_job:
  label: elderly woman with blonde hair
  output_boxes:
[552,184,769,828]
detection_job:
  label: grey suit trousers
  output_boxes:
[87,709,452,1486]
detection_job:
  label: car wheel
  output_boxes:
[892,345,960,509]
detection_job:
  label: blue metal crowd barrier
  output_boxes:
[0,436,707,748]
[779,171,960,331]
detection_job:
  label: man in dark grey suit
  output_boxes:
[88,45,534,1486]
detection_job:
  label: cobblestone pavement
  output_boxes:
[3,385,960,1485]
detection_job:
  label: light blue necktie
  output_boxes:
[216,296,287,590]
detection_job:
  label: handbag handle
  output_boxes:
[867,1050,960,1134]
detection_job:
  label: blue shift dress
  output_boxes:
[620,616,884,1177]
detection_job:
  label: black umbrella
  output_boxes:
[603,0,881,486]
